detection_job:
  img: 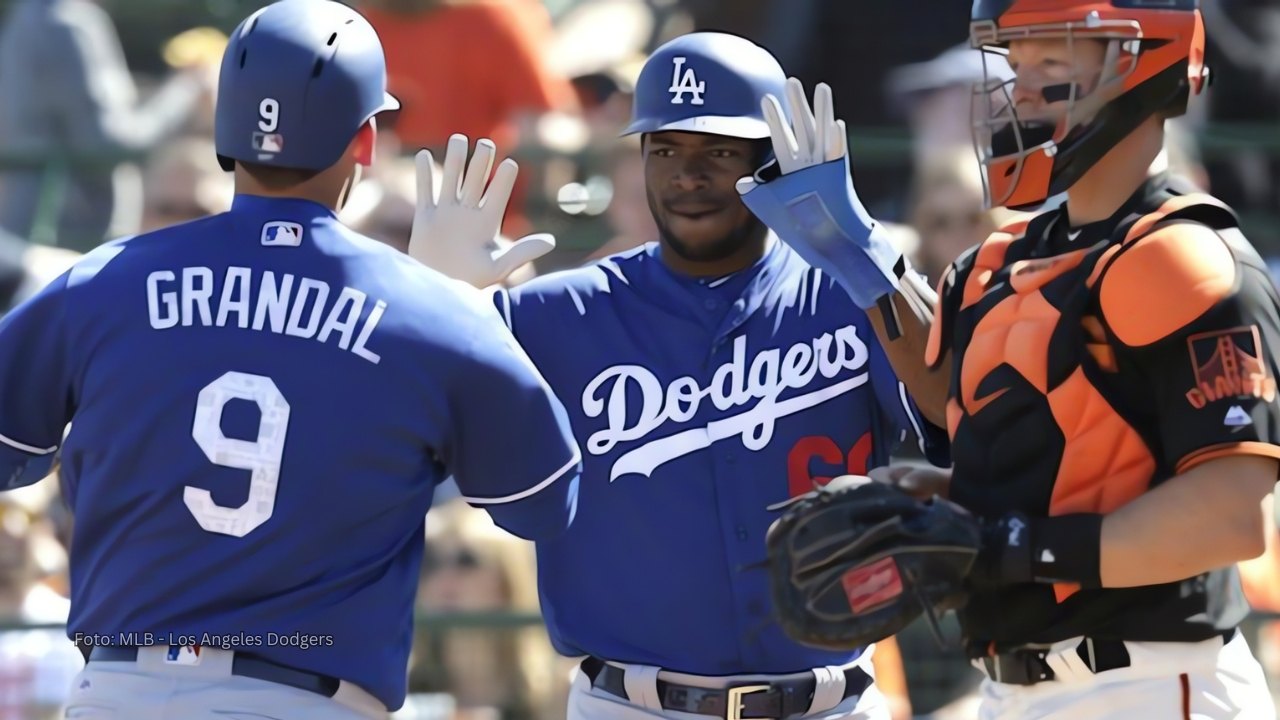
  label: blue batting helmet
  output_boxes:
[215,0,399,172]
[622,32,788,140]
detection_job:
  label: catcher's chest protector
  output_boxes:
[926,194,1239,601]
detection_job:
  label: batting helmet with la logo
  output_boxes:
[622,32,790,140]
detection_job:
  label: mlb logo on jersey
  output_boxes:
[262,221,303,247]
[253,132,285,154]
[165,645,202,666]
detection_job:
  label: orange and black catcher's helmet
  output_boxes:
[970,0,1210,209]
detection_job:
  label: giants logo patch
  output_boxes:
[1185,325,1277,409]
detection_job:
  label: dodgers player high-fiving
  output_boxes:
[411,33,948,720]
[0,2,581,718]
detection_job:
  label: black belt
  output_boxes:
[581,656,872,720]
[88,646,342,698]
[979,629,1237,686]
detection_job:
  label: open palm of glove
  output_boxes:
[407,134,555,289]
[735,79,902,310]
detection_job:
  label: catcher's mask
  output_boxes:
[969,0,1209,210]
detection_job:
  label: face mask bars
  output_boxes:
[969,14,1145,208]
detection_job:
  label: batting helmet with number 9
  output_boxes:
[214,0,400,172]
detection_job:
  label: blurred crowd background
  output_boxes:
[0,0,1279,718]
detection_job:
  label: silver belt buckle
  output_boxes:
[725,684,769,720]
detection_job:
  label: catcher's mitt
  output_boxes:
[764,475,981,651]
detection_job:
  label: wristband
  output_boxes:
[973,512,1103,588]
[1031,513,1103,588]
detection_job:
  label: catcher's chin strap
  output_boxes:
[875,258,937,342]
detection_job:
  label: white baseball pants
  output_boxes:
[62,646,387,720]
[977,630,1276,720]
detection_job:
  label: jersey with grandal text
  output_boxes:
[0,194,581,711]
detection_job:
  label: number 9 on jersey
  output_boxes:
[187,371,291,538]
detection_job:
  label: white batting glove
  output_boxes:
[408,134,555,289]
[735,77,846,195]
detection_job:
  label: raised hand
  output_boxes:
[736,77,845,194]
[408,134,555,289]
[734,78,902,311]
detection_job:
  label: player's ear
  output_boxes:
[353,119,377,167]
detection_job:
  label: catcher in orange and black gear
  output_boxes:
[923,2,1278,718]
[752,1,1280,718]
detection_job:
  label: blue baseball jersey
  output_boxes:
[494,238,948,675]
[0,195,581,711]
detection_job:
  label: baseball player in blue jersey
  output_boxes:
[0,1,581,718]
[409,33,949,720]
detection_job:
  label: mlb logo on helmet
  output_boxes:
[253,132,285,156]
[165,645,202,666]
[262,221,303,247]
[214,1,398,172]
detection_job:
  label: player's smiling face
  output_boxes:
[643,131,762,262]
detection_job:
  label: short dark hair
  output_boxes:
[235,161,323,190]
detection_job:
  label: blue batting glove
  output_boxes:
[736,78,903,310]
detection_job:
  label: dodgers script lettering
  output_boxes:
[582,325,869,480]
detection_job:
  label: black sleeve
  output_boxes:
[1104,233,1280,474]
